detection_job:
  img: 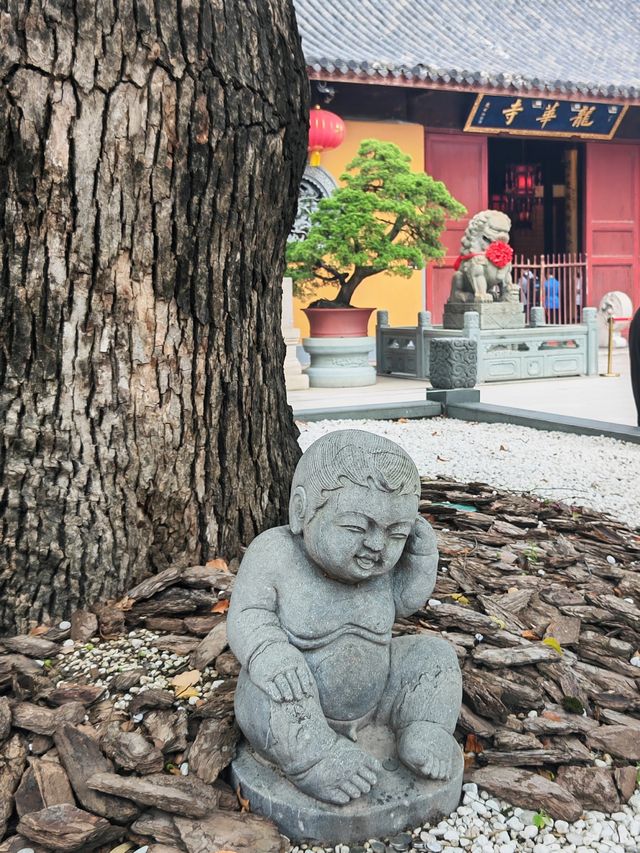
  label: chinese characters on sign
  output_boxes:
[536,101,559,129]
[465,95,627,139]
[502,98,524,126]
[570,106,596,128]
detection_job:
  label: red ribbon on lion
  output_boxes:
[453,240,513,272]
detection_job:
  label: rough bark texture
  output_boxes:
[0,0,308,631]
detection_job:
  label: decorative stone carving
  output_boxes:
[228,430,463,842]
[301,337,376,387]
[443,300,525,330]
[429,338,478,390]
[449,210,518,304]
[288,166,338,243]
[444,210,524,330]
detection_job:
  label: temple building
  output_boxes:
[291,0,640,331]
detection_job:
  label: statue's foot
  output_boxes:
[396,721,457,781]
[289,738,381,805]
[476,293,493,303]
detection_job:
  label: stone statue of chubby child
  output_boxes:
[227,429,462,807]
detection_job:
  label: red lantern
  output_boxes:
[308,105,345,167]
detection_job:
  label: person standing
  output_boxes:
[574,273,583,323]
[544,271,561,323]
[519,271,532,306]
[630,306,640,427]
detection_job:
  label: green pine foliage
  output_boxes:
[287,139,466,306]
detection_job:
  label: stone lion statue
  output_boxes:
[448,210,520,304]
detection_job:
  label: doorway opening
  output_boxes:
[488,137,586,323]
[488,137,584,256]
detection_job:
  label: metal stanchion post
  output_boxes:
[600,315,620,378]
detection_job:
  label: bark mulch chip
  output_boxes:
[0,478,638,846]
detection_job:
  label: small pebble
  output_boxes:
[389,833,412,851]
[58,620,71,629]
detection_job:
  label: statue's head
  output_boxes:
[463,209,511,252]
[289,430,420,583]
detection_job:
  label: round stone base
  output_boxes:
[230,723,463,845]
[302,336,376,387]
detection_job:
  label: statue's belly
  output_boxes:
[303,635,390,721]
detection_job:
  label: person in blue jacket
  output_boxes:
[544,272,561,323]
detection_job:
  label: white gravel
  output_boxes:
[288,783,640,852]
[53,629,223,710]
[297,418,640,530]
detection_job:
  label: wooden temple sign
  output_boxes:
[464,94,628,139]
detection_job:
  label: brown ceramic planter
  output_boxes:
[302,306,375,338]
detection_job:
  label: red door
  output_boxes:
[425,132,488,322]
[585,142,640,312]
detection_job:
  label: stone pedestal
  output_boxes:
[443,300,525,330]
[231,722,463,844]
[430,338,478,389]
[282,277,309,390]
[302,337,376,387]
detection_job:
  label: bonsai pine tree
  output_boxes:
[287,139,466,307]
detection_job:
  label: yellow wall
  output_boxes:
[293,120,425,337]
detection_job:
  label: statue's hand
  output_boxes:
[392,516,438,616]
[249,644,315,703]
[404,516,437,557]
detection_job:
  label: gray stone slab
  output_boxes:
[427,389,481,405]
[231,721,463,844]
[443,301,525,330]
[291,401,442,421]
[448,402,640,445]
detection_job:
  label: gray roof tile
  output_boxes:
[294,0,640,99]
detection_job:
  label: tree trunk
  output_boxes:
[0,0,308,632]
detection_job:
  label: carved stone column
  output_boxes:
[282,277,309,390]
[430,338,478,389]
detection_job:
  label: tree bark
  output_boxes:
[0,0,308,632]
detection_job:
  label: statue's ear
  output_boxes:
[289,486,307,534]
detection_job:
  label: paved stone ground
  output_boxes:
[289,350,636,428]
